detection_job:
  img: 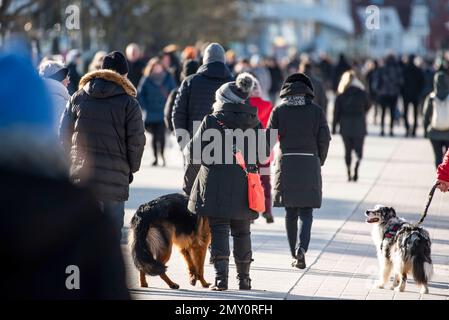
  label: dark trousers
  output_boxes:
[342,136,364,167]
[285,207,313,257]
[208,217,252,264]
[99,201,125,243]
[379,95,398,134]
[403,97,420,135]
[145,122,166,161]
[430,140,449,168]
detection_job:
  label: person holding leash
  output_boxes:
[186,73,267,291]
[437,149,449,192]
[267,73,331,269]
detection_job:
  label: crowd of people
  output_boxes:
[2,37,449,297]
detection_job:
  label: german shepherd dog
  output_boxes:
[129,193,211,289]
[365,205,433,294]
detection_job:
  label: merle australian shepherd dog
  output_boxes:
[365,205,433,294]
[129,193,211,289]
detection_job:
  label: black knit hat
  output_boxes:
[102,51,129,75]
[280,73,315,98]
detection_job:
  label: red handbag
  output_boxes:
[217,119,266,213]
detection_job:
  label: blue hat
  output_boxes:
[0,49,54,133]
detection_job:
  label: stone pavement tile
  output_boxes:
[366,292,395,300]
[393,292,422,300]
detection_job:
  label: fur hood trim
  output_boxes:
[79,69,137,97]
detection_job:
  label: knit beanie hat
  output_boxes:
[215,73,255,104]
[39,60,69,82]
[203,43,225,65]
[102,51,129,75]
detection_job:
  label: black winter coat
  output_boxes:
[402,62,425,101]
[268,96,331,209]
[0,166,129,299]
[187,103,266,220]
[60,70,146,201]
[333,86,371,138]
[164,87,178,132]
[172,62,233,145]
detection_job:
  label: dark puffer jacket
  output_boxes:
[172,61,233,145]
[60,70,146,201]
[187,103,266,220]
[333,86,371,138]
[268,74,331,209]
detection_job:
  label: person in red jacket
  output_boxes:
[249,76,275,223]
[437,149,449,192]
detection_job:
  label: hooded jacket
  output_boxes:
[268,74,331,208]
[44,78,71,131]
[60,69,146,201]
[172,61,233,145]
[187,102,265,220]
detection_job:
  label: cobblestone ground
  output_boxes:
[121,112,449,300]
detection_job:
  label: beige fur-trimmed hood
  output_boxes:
[79,69,137,97]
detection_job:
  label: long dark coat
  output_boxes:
[187,103,266,220]
[267,76,331,209]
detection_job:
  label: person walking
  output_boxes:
[172,42,233,195]
[164,59,199,133]
[249,76,274,223]
[402,54,425,137]
[66,49,82,95]
[60,51,146,243]
[138,57,176,167]
[437,149,449,192]
[333,71,371,182]
[187,73,265,291]
[424,72,449,168]
[267,73,331,269]
[38,60,71,132]
[376,55,403,137]
[126,43,146,88]
[299,61,328,116]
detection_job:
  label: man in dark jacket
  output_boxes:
[60,51,146,241]
[402,54,425,137]
[267,73,331,270]
[172,43,233,195]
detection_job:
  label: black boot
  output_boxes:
[211,259,228,291]
[236,261,252,290]
[293,248,306,269]
[347,166,352,182]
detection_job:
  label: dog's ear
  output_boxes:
[388,207,396,217]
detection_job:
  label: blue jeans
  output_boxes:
[99,201,125,242]
[285,207,313,257]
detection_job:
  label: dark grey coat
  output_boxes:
[187,103,266,220]
[267,95,331,209]
[333,86,371,138]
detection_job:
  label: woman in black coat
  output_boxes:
[267,73,331,269]
[187,73,267,291]
[333,70,371,182]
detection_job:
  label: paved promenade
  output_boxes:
[121,123,449,300]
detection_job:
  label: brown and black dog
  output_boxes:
[129,193,211,289]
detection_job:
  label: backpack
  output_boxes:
[431,94,449,131]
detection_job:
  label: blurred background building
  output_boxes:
[1,0,449,60]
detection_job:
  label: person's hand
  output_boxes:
[437,180,449,192]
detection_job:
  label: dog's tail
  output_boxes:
[129,205,168,276]
[406,230,434,285]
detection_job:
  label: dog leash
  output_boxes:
[382,183,439,250]
[414,182,440,228]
